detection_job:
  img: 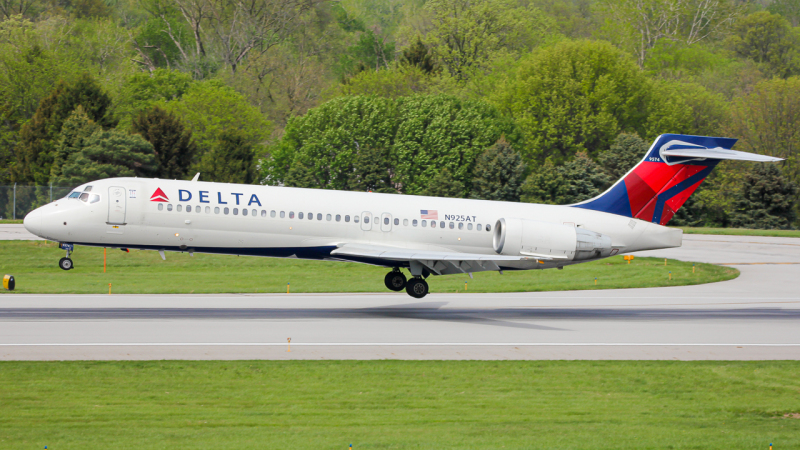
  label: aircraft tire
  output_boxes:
[406,278,428,299]
[58,257,74,271]
[384,271,407,291]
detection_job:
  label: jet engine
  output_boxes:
[492,218,613,261]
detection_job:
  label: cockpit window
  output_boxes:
[68,192,80,199]
[84,186,92,192]
[78,193,101,203]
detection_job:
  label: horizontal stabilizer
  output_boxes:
[661,147,784,162]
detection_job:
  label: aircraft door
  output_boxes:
[380,213,392,232]
[107,186,126,224]
[361,212,372,231]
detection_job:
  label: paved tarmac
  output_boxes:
[0,224,41,240]
[1,233,798,360]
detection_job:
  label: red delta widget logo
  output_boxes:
[150,187,263,207]
[150,188,169,202]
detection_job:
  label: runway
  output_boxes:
[1,234,798,360]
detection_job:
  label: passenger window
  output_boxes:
[403,219,408,226]
[167,204,173,211]
[449,222,454,229]
[486,224,491,232]
[336,214,341,222]
[242,209,247,216]
[299,212,304,219]
[252,209,256,217]
[477,224,482,231]
[214,207,220,214]
[345,215,351,222]
[261,210,266,217]
[326,214,332,221]
[384,217,389,225]
[308,213,313,220]
[271,210,276,218]
[289,211,294,219]
[440,221,445,228]
[317,213,322,221]
[364,216,369,224]
[177,205,182,212]
[280,211,285,218]
[158,203,163,211]
[431,221,436,228]
[412,219,417,227]
[197,206,201,214]
[224,207,229,215]
[467,223,473,230]
[354,215,359,223]
[187,205,192,212]
[458,223,463,230]
[233,208,239,215]
[422,220,427,227]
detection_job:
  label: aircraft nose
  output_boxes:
[23,207,43,237]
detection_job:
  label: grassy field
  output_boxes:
[0,219,22,224]
[679,227,800,237]
[0,240,737,294]
[0,360,798,449]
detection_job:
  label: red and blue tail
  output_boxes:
[572,134,782,225]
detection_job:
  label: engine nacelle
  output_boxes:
[492,218,613,261]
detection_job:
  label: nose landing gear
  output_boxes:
[58,243,74,270]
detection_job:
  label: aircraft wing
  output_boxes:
[329,243,551,275]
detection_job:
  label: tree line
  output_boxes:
[1,0,798,228]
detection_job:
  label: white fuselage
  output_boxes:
[23,177,682,271]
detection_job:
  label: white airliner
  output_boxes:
[23,134,781,298]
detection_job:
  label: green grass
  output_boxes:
[679,226,800,238]
[0,219,23,224]
[0,361,798,449]
[0,240,737,294]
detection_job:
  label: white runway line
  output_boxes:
[2,343,799,347]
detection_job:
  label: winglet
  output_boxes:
[191,173,200,182]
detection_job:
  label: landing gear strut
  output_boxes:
[59,246,74,270]
[405,277,429,299]
[384,269,407,291]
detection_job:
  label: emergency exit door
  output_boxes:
[108,186,126,224]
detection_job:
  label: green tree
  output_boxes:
[114,69,194,129]
[726,11,800,78]
[422,167,466,198]
[402,36,436,74]
[597,133,647,180]
[423,0,553,80]
[730,164,798,229]
[348,144,396,193]
[521,153,611,205]
[494,40,654,165]
[50,106,100,182]
[196,130,256,184]
[12,73,116,184]
[726,77,800,219]
[470,139,526,201]
[132,106,197,180]
[162,80,271,152]
[53,129,157,186]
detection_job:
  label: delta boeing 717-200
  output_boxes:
[23,134,782,298]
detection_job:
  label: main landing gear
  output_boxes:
[383,269,429,298]
[59,245,74,270]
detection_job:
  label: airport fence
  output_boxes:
[0,185,73,220]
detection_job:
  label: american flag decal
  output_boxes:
[420,210,438,220]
